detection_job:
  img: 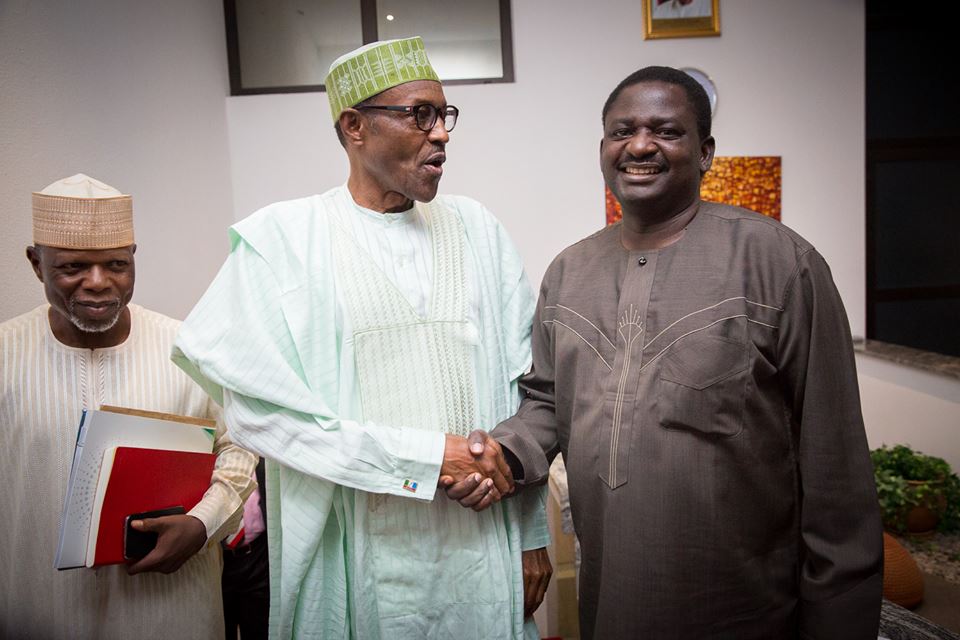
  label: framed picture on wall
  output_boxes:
[642,0,720,39]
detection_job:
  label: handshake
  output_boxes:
[438,430,514,512]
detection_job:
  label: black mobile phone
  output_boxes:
[123,506,186,560]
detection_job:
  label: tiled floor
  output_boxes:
[914,572,960,634]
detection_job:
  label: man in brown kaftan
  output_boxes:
[489,67,883,638]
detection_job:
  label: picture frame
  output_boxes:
[642,0,720,40]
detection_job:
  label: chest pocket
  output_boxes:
[657,334,749,438]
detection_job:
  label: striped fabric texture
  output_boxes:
[173,186,549,639]
[0,304,256,639]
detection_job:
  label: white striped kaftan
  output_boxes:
[0,303,256,640]
[173,186,550,639]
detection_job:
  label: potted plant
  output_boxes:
[870,444,960,535]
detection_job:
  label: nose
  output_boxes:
[82,265,110,291]
[427,117,450,144]
[625,129,657,157]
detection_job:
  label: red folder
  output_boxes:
[91,447,216,567]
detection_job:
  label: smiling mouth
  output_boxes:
[74,300,120,315]
[622,165,662,175]
[66,299,123,332]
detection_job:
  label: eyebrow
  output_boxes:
[53,252,129,263]
[607,116,686,129]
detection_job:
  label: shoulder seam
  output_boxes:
[699,204,812,254]
[779,247,816,311]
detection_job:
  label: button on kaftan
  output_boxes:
[173,186,549,639]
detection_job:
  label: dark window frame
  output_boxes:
[223,0,515,96]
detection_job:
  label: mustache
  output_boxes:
[620,150,663,164]
[70,296,120,307]
[67,298,124,333]
[70,298,121,308]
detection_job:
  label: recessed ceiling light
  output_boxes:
[386,14,394,21]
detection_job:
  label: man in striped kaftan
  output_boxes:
[0,174,256,639]
[172,38,552,639]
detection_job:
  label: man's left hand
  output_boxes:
[125,514,207,575]
[522,547,552,618]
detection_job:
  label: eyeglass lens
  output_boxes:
[415,105,458,132]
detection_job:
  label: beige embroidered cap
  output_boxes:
[325,36,440,122]
[32,173,134,249]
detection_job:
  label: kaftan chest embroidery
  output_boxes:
[330,203,479,438]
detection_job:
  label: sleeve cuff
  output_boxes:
[384,428,446,501]
[519,485,551,551]
[187,499,219,542]
[799,572,882,639]
[493,418,551,486]
[501,443,526,481]
[187,481,245,543]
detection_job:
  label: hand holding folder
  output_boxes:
[89,445,215,567]
[56,406,218,570]
[125,509,208,575]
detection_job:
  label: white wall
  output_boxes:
[2,0,957,500]
[858,354,960,472]
[0,0,235,322]
[225,0,867,333]
[224,0,959,486]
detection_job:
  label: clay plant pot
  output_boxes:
[882,532,924,608]
[904,479,947,537]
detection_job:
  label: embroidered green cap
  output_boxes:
[325,36,440,122]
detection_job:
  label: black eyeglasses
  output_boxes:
[357,104,459,132]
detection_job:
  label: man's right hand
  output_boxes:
[125,514,207,575]
[439,430,514,502]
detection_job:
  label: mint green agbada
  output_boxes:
[173,186,548,639]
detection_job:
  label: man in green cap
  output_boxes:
[173,37,551,638]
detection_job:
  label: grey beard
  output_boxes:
[67,302,122,334]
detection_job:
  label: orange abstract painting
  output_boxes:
[605,156,781,225]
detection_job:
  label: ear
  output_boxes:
[130,243,137,256]
[699,136,716,175]
[339,108,365,147]
[25,246,44,282]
